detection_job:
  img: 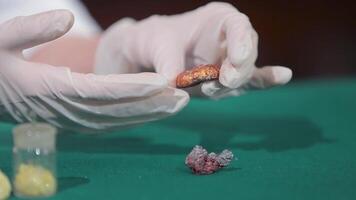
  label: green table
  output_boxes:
[1,78,356,200]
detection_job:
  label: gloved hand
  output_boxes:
[95,2,292,99]
[0,10,189,132]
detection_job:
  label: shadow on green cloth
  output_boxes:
[58,176,90,192]
[57,134,189,155]
[163,116,333,152]
[178,166,242,175]
[56,116,332,154]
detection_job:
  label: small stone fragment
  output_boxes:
[176,64,220,88]
[185,145,234,175]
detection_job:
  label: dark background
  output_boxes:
[83,0,356,79]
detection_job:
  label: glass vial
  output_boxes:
[12,123,57,198]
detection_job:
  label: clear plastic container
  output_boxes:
[12,123,57,198]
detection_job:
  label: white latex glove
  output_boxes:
[95,2,292,99]
[0,10,189,132]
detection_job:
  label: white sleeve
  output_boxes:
[0,0,102,37]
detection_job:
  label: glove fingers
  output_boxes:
[67,72,169,100]
[153,43,186,86]
[0,10,74,50]
[210,88,244,100]
[201,80,244,99]
[38,87,189,131]
[225,15,255,65]
[221,16,258,88]
[202,66,292,98]
[201,80,224,97]
[61,87,189,118]
[15,60,169,100]
[219,58,255,89]
[245,66,293,89]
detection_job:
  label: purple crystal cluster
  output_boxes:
[185,145,234,175]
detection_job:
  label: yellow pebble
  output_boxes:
[0,170,11,200]
[14,164,56,197]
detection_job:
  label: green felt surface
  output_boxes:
[1,78,356,200]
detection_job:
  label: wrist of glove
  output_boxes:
[95,2,292,100]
